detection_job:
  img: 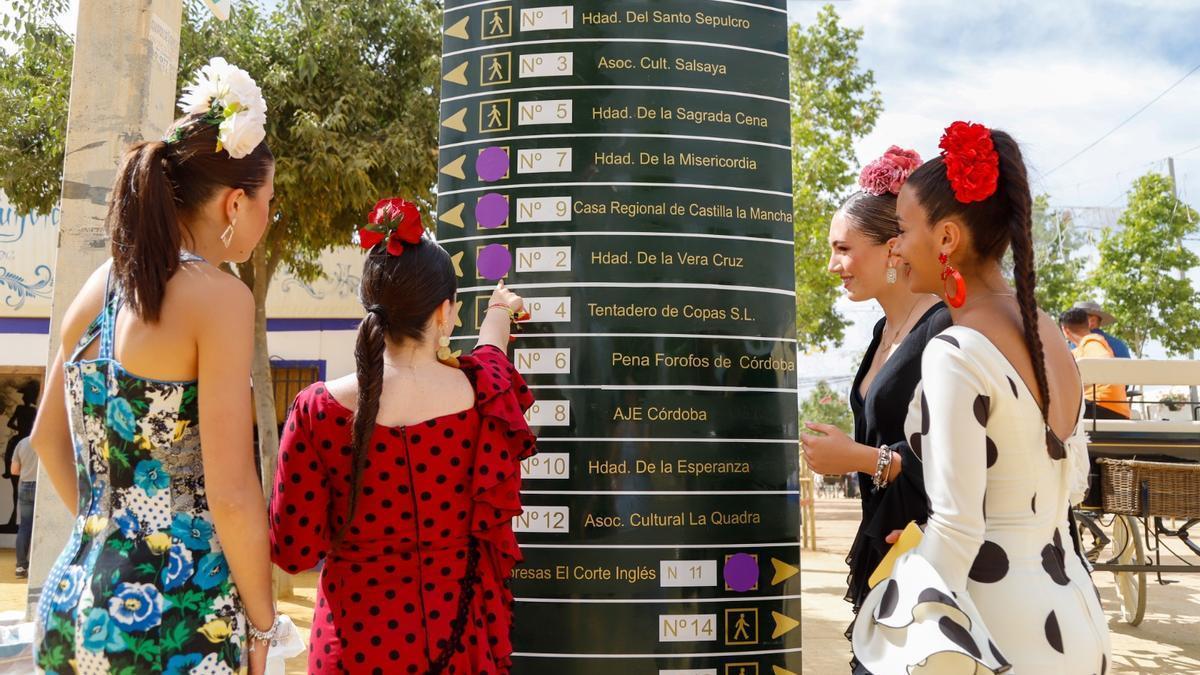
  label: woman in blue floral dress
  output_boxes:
[30,59,281,675]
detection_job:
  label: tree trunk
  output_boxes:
[247,242,292,597]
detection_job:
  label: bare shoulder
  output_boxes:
[324,374,359,412]
[171,264,254,326]
[59,260,113,348]
[1035,309,1071,355]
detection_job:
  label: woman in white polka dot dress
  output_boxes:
[850,122,1111,674]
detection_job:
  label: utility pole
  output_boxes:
[27,0,183,615]
[1167,156,1200,421]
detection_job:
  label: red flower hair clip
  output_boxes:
[859,145,922,196]
[939,121,999,203]
[357,198,425,256]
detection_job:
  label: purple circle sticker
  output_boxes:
[475,193,509,229]
[476,147,509,182]
[724,553,759,592]
[476,244,512,280]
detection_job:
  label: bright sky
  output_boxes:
[787,0,1200,210]
[787,0,1200,387]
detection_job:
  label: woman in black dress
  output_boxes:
[800,147,948,669]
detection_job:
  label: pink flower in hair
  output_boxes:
[858,146,923,196]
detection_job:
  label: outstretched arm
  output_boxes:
[476,280,525,353]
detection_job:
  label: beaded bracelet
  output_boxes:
[871,445,891,490]
[247,614,283,653]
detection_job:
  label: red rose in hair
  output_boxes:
[939,121,999,203]
[358,198,424,255]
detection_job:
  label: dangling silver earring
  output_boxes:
[220,217,236,248]
[886,261,898,285]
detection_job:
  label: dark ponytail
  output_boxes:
[108,141,182,322]
[107,112,273,322]
[994,134,1051,423]
[907,130,1050,422]
[335,239,457,542]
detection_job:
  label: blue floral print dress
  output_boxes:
[36,256,245,675]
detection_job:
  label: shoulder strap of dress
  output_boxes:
[97,265,122,361]
[94,252,204,361]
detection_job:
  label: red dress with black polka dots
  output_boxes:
[269,345,537,674]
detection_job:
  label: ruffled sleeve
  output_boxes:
[458,344,538,581]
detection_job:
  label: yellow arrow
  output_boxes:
[445,16,469,39]
[770,558,799,586]
[443,61,469,86]
[442,107,468,132]
[439,203,466,229]
[440,154,467,180]
[772,667,798,675]
[453,300,463,328]
[450,251,464,278]
[771,611,799,639]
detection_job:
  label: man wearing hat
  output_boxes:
[1072,300,1132,358]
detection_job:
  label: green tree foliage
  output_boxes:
[178,0,441,471]
[0,0,442,472]
[178,0,442,286]
[798,380,853,432]
[0,0,72,215]
[1030,194,1087,317]
[1092,172,1200,356]
[789,6,883,350]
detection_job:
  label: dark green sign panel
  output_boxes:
[436,1,800,671]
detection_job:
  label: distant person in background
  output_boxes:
[4,381,38,527]
[1061,308,1130,419]
[1072,300,1131,358]
[10,436,37,578]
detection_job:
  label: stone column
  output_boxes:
[28,0,183,614]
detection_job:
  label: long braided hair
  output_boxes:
[905,131,1049,422]
[339,238,457,544]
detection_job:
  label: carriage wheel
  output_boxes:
[1112,515,1147,626]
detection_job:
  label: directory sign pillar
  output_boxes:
[435,3,801,672]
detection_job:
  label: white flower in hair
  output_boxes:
[177,57,268,159]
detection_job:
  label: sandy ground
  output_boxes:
[1,500,1195,674]
[800,498,1200,674]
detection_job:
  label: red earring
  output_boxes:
[939,253,966,308]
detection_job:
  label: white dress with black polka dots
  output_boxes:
[851,326,1112,674]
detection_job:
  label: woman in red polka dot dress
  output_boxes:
[269,198,535,674]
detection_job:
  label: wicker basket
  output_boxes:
[1098,458,1200,519]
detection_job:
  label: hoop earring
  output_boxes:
[220,216,236,248]
[939,253,966,308]
[436,334,460,368]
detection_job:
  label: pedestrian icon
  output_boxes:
[480,52,511,86]
[725,664,759,675]
[482,6,512,40]
[479,98,511,133]
[724,608,759,646]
